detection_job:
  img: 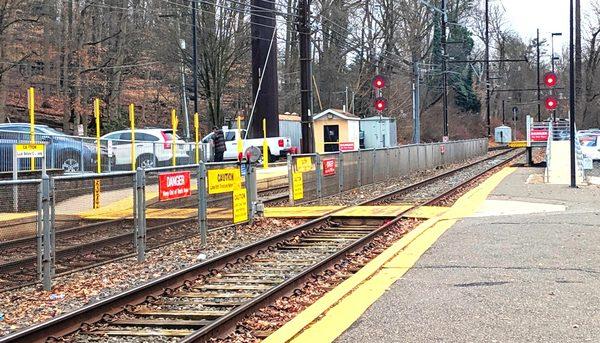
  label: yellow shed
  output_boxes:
[313,109,360,153]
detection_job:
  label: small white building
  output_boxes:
[360,116,397,149]
[494,125,512,144]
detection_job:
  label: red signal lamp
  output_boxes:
[374,97,387,112]
[544,72,558,88]
[372,75,386,89]
[545,96,558,110]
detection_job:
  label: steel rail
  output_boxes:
[0,149,522,343]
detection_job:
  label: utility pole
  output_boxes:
[485,0,491,137]
[250,0,279,138]
[502,99,505,124]
[569,0,576,188]
[191,0,199,116]
[441,0,448,139]
[412,60,421,144]
[536,28,541,122]
[298,0,314,153]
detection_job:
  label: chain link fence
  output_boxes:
[0,157,255,291]
[288,138,488,204]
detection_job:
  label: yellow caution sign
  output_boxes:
[292,171,304,200]
[208,168,241,194]
[93,179,101,209]
[15,144,44,158]
[233,188,248,224]
[508,141,527,148]
[296,156,313,172]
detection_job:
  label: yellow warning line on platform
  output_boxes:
[263,206,342,218]
[82,207,232,220]
[263,167,516,343]
[0,211,37,222]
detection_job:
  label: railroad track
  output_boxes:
[0,149,523,342]
[0,185,289,293]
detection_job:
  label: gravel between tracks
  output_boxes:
[0,150,503,338]
[0,218,304,337]
[297,151,505,207]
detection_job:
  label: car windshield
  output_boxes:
[580,136,598,147]
[41,127,67,136]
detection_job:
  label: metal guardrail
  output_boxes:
[287,138,488,205]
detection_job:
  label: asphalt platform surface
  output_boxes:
[337,167,600,342]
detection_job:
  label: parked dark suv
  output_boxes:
[0,123,102,173]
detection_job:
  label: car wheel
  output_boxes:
[137,155,156,169]
[61,158,80,173]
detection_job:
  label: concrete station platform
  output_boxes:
[267,166,600,342]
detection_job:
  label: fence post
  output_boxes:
[386,148,390,179]
[80,137,85,174]
[315,154,322,200]
[338,151,344,193]
[372,149,376,183]
[12,145,18,212]
[198,162,207,246]
[41,173,54,290]
[246,162,256,223]
[135,167,146,262]
[357,150,362,186]
[36,180,42,280]
[287,153,294,205]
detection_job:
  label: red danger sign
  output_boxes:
[339,142,355,151]
[159,171,191,201]
[322,158,336,176]
[530,129,549,142]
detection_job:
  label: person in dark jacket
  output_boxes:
[212,126,226,162]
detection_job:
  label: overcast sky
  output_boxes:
[501,0,592,50]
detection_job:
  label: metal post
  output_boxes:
[372,149,376,183]
[135,168,146,262]
[12,145,18,212]
[246,161,257,222]
[485,0,491,136]
[298,0,315,152]
[287,153,294,205]
[569,0,577,188]
[338,151,344,193]
[80,137,85,174]
[315,154,322,200]
[41,173,53,290]
[502,99,505,124]
[198,162,207,245]
[357,150,362,186]
[537,28,542,122]
[441,0,449,138]
[386,148,390,179]
[191,0,199,115]
[412,61,421,144]
[36,181,42,280]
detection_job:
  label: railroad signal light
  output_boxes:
[544,72,558,88]
[372,75,386,89]
[374,97,387,112]
[545,96,558,110]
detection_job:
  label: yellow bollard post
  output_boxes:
[194,113,200,164]
[237,116,243,159]
[262,118,268,169]
[93,98,102,209]
[28,87,35,171]
[171,109,178,166]
[129,104,136,171]
[94,99,102,174]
